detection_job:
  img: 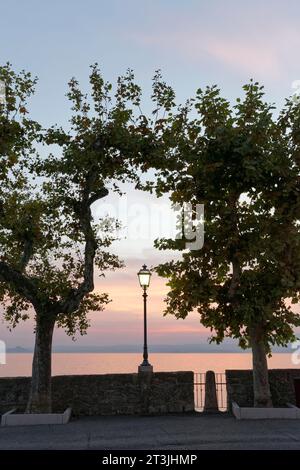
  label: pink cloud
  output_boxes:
[132,24,300,79]
[204,38,280,77]
[137,31,279,76]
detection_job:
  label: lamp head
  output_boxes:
[137,264,151,288]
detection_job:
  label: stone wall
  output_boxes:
[0,371,194,416]
[226,369,300,408]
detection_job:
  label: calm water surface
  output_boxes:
[0,352,298,376]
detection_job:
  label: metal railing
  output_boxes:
[194,372,206,411]
[194,372,227,412]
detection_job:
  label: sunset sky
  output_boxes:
[1,0,300,350]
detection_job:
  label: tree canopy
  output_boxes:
[155,81,300,353]
[0,63,180,411]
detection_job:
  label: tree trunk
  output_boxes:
[249,324,273,408]
[26,313,56,413]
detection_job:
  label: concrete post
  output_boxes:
[138,369,153,415]
[204,370,219,413]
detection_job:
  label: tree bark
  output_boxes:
[26,313,56,413]
[249,324,273,408]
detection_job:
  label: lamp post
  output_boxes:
[137,264,153,373]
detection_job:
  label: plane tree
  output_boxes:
[0,64,169,413]
[154,82,300,407]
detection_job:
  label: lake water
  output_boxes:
[0,352,299,376]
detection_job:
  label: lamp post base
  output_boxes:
[138,364,153,373]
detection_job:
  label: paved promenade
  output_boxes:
[1,413,300,450]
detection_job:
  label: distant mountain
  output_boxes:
[5,343,294,353]
[50,343,243,353]
[7,346,32,353]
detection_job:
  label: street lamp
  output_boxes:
[137,264,153,373]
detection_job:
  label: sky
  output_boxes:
[1,0,300,351]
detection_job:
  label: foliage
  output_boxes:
[155,81,300,353]
[0,64,152,335]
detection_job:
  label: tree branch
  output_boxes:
[0,261,39,308]
[227,195,241,300]
[228,257,241,299]
[60,175,108,314]
[88,187,109,206]
[19,238,34,272]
